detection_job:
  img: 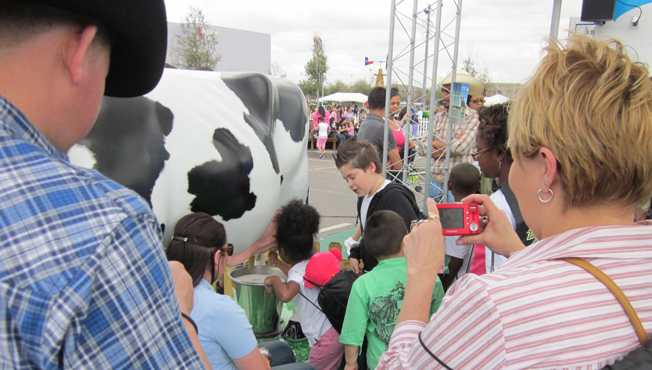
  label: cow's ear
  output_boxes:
[154,101,174,136]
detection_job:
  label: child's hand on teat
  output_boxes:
[264,276,279,293]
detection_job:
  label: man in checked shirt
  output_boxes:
[0,0,210,368]
[426,81,481,203]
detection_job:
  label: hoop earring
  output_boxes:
[537,188,553,203]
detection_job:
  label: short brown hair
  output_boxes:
[363,210,407,259]
[449,163,480,197]
[509,35,652,209]
[333,138,382,173]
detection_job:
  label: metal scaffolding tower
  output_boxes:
[381,0,466,210]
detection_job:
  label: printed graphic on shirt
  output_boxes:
[369,282,405,344]
[526,229,538,243]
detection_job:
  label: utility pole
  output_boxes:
[550,0,562,39]
[422,4,432,103]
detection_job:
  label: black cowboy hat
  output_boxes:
[27,0,168,98]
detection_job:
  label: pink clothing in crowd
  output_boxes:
[391,127,405,151]
[312,111,330,129]
[378,222,652,369]
[347,125,355,136]
[468,244,487,276]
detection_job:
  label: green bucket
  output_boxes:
[228,265,286,338]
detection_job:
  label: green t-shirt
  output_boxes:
[339,257,445,369]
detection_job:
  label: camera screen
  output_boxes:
[439,208,464,229]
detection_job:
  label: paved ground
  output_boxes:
[307,148,359,239]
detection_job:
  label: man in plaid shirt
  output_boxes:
[0,0,208,368]
[426,83,480,202]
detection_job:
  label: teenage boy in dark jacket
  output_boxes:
[334,138,423,274]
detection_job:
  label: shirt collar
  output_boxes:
[375,256,406,268]
[196,279,215,291]
[0,94,69,162]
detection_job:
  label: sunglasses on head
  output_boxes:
[171,236,233,256]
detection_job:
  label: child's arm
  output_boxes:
[344,345,359,370]
[352,226,361,241]
[442,256,463,292]
[268,251,291,276]
[264,276,300,303]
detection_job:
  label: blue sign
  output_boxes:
[614,0,651,20]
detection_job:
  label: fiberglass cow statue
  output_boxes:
[68,69,310,264]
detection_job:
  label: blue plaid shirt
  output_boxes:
[0,95,204,369]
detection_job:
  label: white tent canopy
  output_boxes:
[485,93,510,106]
[318,92,368,104]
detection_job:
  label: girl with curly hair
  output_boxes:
[265,200,344,370]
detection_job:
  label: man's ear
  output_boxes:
[365,101,370,110]
[64,25,99,86]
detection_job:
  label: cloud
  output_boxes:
[165,0,583,86]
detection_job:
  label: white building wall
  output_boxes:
[167,22,271,73]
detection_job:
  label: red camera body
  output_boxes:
[436,203,481,236]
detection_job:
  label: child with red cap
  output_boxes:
[303,248,342,289]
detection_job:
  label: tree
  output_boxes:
[326,80,349,95]
[350,79,373,95]
[174,7,221,70]
[304,34,329,93]
[268,60,287,78]
[462,49,493,85]
[298,80,318,99]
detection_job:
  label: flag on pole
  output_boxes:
[365,57,374,66]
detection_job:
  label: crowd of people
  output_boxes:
[311,105,361,157]
[1,0,651,369]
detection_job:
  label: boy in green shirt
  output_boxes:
[339,210,445,370]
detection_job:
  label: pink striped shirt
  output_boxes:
[377,222,652,370]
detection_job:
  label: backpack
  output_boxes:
[601,341,652,370]
[301,269,358,334]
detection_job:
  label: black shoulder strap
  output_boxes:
[418,332,454,370]
[297,274,325,314]
[297,290,345,326]
[500,180,535,246]
[298,274,346,325]
[298,290,324,314]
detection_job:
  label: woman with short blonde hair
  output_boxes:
[377,34,652,369]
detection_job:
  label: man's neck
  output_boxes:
[368,108,385,117]
[452,191,471,203]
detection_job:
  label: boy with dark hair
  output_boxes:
[358,87,403,171]
[441,162,481,291]
[334,138,422,274]
[339,210,444,370]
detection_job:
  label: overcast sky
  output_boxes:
[163,0,584,87]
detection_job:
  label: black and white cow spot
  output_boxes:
[77,96,173,206]
[188,128,257,221]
